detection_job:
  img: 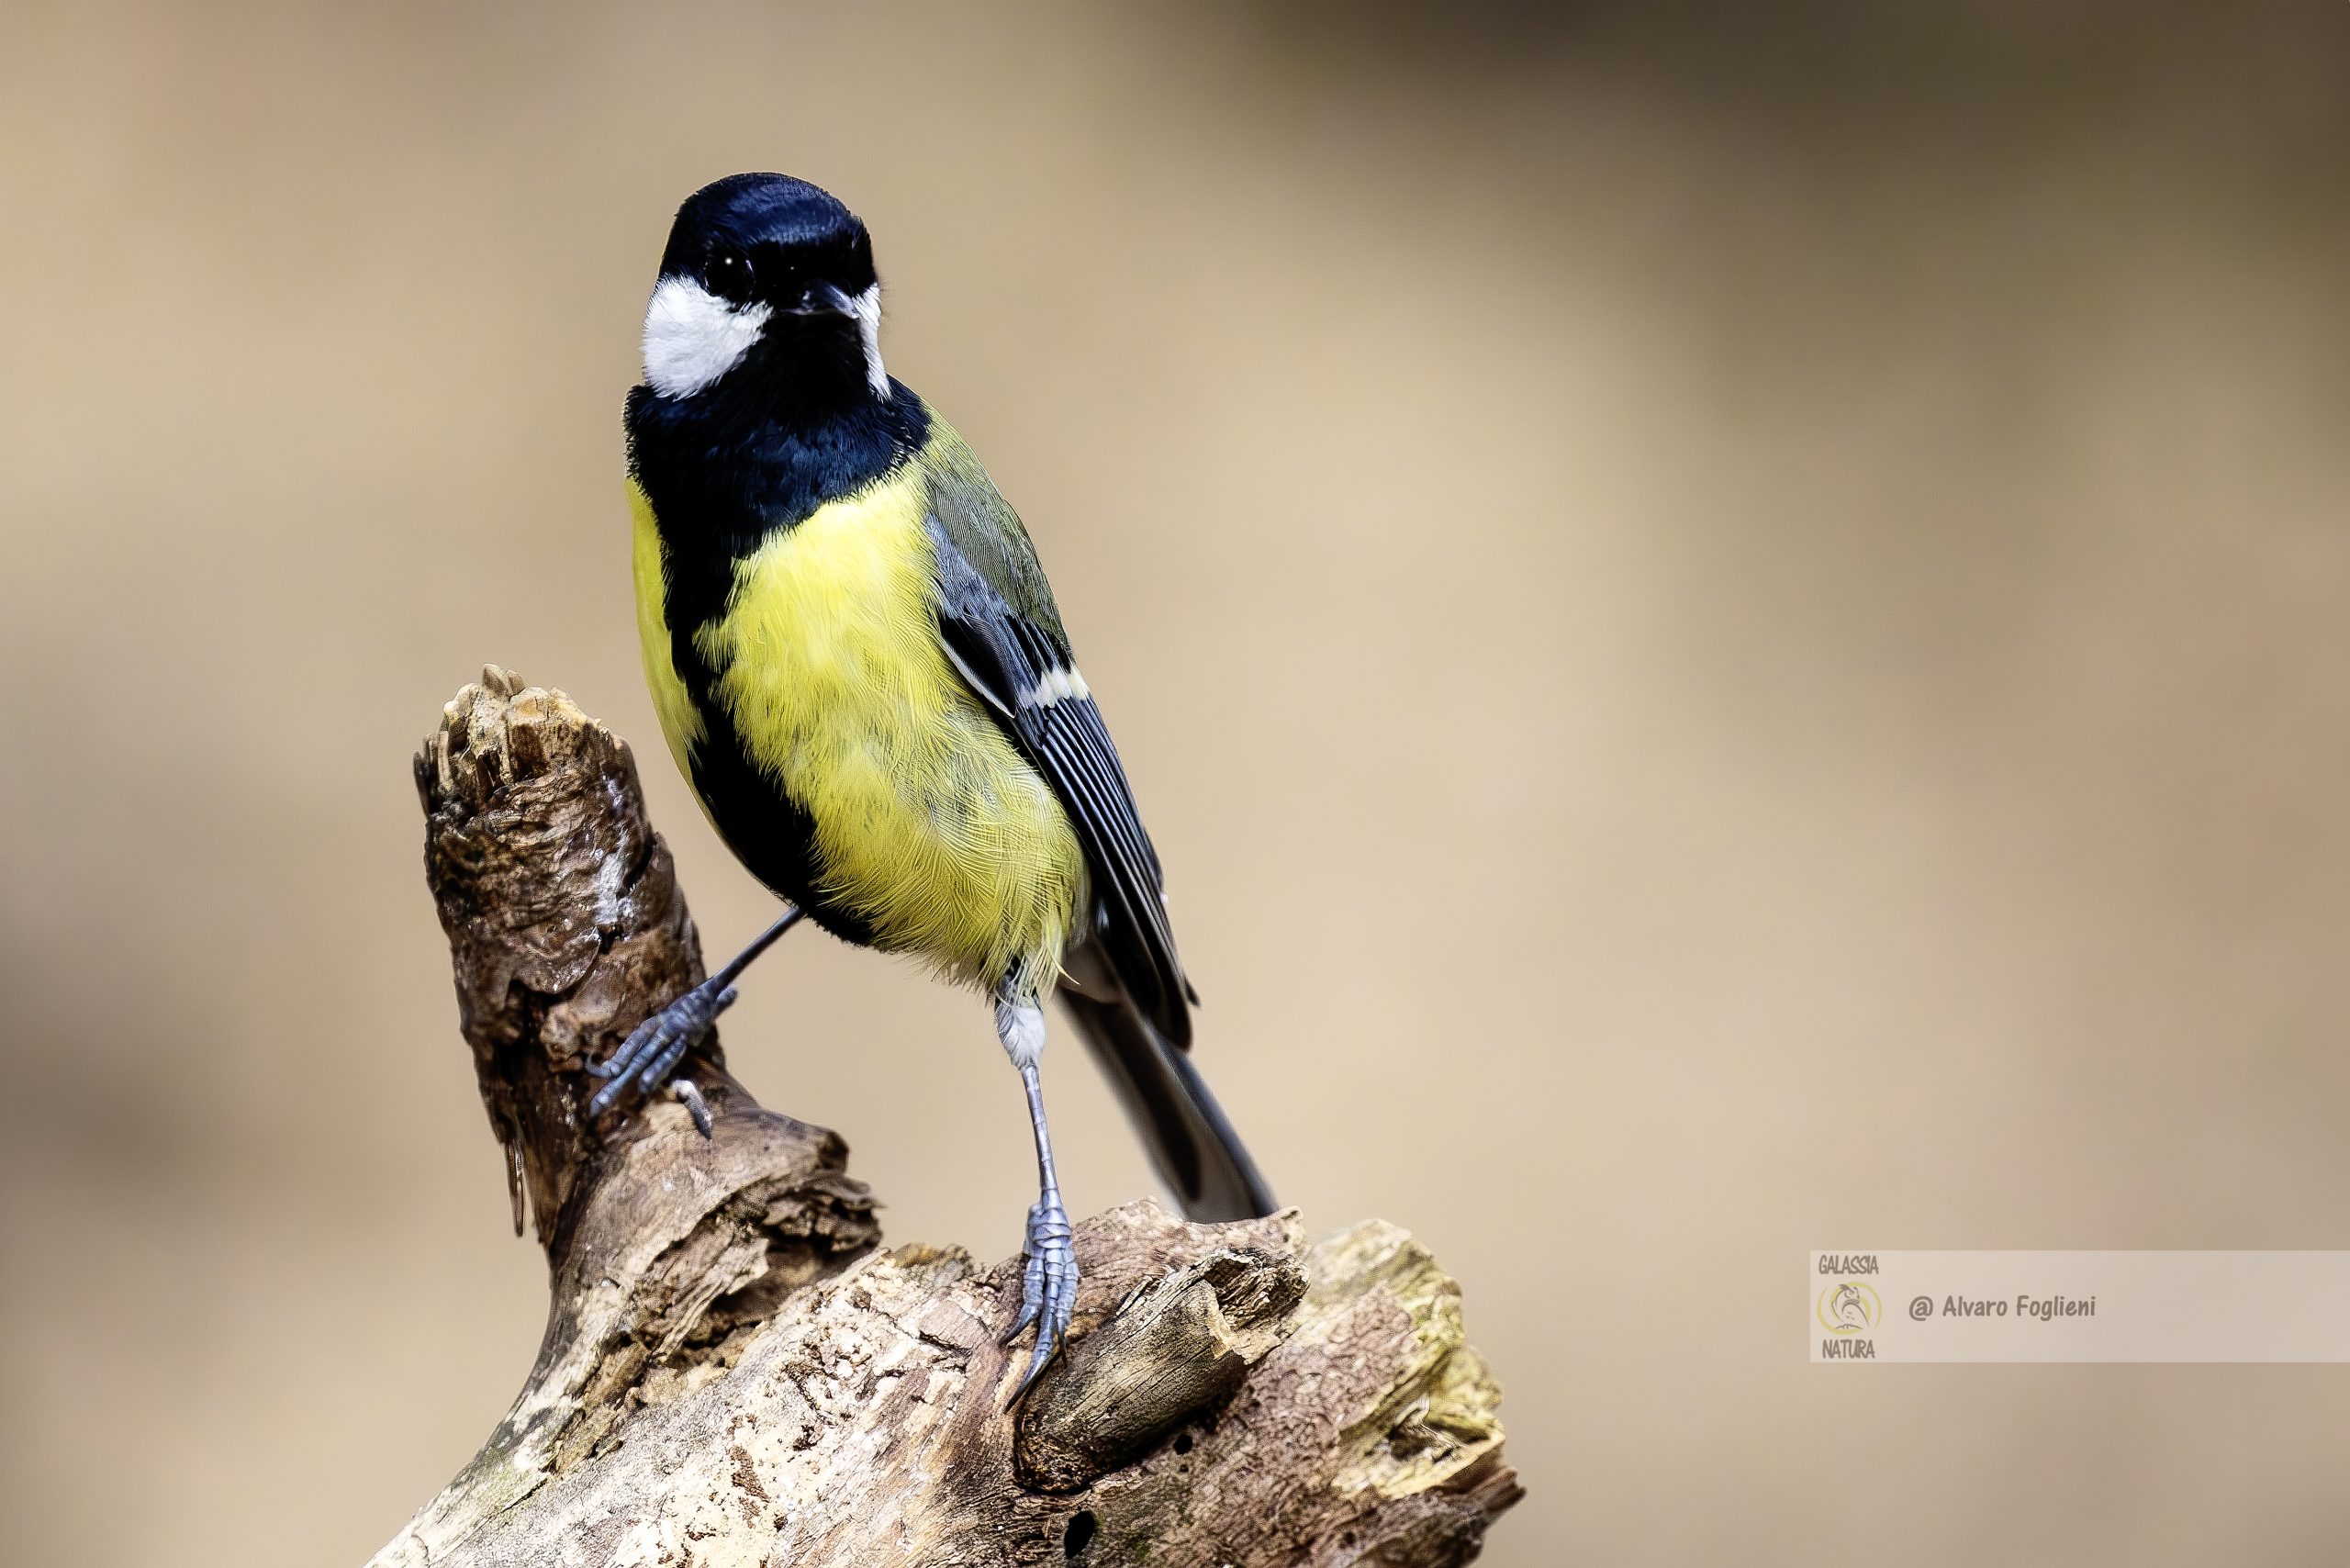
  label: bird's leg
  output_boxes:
[995,992,1076,1395]
[587,905,804,1134]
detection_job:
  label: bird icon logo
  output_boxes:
[1818,1282,1882,1335]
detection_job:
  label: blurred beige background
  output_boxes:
[5,4,2348,1563]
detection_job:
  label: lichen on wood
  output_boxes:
[375,669,1520,1567]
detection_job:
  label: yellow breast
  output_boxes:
[631,480,706,787]
[657,468,1086,991]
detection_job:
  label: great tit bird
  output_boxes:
[597,173,1276,1386]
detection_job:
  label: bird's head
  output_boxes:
[640,173,886,409]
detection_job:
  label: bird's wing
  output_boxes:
[915,416,1194,1046]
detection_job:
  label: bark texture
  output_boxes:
[375,669,1520,1567]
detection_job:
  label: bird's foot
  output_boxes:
[1001,1186,1077,1396]
[586,975,738,1134]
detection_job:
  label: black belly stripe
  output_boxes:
[684,699,881,949]
[626,377,934,956]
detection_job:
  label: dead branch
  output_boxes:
[372,668,1520,1567]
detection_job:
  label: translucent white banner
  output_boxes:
[1809,1251,2350,1362]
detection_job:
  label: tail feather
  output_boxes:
[1054,978,1276,1223]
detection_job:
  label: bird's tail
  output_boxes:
[1055,954,1276,1223]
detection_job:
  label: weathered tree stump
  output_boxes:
[373,668,1520,1567]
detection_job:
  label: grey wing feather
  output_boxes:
[915,414,1272,1217]
[921,514,1193,1048]
[920,448,1193,1045]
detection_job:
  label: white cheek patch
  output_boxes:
[846,283,888,398]
[642,274,772,398]
[1019,667,1091,711]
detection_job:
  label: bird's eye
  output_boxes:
[706,248,754,298]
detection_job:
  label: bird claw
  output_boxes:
[586,979,737,1133]
[671,1077,713,1137]
[1002,1189,1076,1397]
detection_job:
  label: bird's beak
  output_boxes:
[788,283,858,318]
